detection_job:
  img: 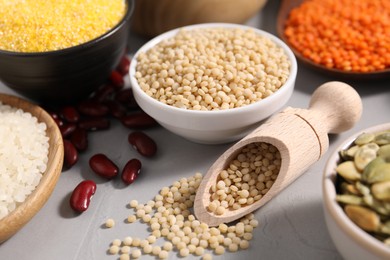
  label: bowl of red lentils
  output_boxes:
[0,0,134,104]
[0,93,64,244]
[130,23,297,144]
[280,0,390,79]
[323,123,390,259]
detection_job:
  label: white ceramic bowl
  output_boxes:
[323,123,390,260]
[130,23,297,144]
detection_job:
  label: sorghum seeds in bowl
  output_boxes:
[130,23,297,144]
[0,0,134,103]
[0,93,63,243]
[323,123,390,259]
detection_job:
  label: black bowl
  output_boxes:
[0,0,134,104]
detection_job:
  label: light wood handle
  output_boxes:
[194,81,362,226]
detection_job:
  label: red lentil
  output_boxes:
[284,0,390,72]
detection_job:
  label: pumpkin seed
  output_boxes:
[378,144,390,161]
[364,163,390,184]
[355,181,370,196]
[372,181,390,202]
[355,132,375,145]
[374,132,390,145]
[354,143,380,171]
[336,161,361,181]
[336,194,364,205]
[344,205,380,232]
[362,157,386,183]
[340,145,359,160]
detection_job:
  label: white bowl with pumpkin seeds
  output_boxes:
[323,123,390,260]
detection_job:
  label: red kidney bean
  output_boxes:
[60,123,77,138]
[121,112,158,129]
[60,106,80,123]
[70,128,88,151]
[70,180,96,212]
[104,100,126,118]
[91,84,116,102]
[116,56,130,76]
[78,117,110,131]
[109,70,124,89]
[89,154,119,179]
[63,140,78,169]
[128,131,157,157]
[121,158,142,185]
[115,88,132,103]
[77,100,109,117]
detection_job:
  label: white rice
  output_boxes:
[0,101,49,219]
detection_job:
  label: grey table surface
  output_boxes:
[1,1,389,259]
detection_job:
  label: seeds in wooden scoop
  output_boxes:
[104,172,259,258]
[336,129,390,244]
[208,142,281,215]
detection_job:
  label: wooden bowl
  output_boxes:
[0,93,64,244]
[277,0,390,80]
[131,0,268,37]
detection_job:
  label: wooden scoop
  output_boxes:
[194,81,362,226]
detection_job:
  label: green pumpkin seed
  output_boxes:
[344,205,380,232]
[374,132,390,145]
[355,181,371,196]
[355,133,375,145]
[354,143,380,171]
[362,157,386,183]
[372,181,390,202]
[364,163,390,184]
[336,161,361,181]
[340,145,360,160]
[378,144,390,162]
[336,194,364,205]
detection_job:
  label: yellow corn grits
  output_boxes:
[0,0,126,52]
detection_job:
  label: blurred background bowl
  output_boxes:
[131,0,268,37]
[0,0,134,104]
[323,123,390,260]
[0,93,64,244]
[130,23,297,144]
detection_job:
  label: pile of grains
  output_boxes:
[284,0,390,72]
[0,0,127,52]
[0,102,49,219]
[208,142,281,215]
[105,172,259,259]
[135,27,291,110]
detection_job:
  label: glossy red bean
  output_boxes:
[78,117,110,131]
[121,112,158,129]
[70,180,97,212]
[91,84,116,102]
[70,128,88,151]
[77,100,109,117]
[89,154,119,179]
[121,158,142,185]
[60,123,77,138]
[109,70,124,89]
[104,100,126,118]
[60,106,80,123]
[128,131,157,157]
[116,56,130,76]
[48,111,60,120]
[63,140,78,169]
[115,88,139,109]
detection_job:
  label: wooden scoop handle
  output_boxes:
[194,81,362,226]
